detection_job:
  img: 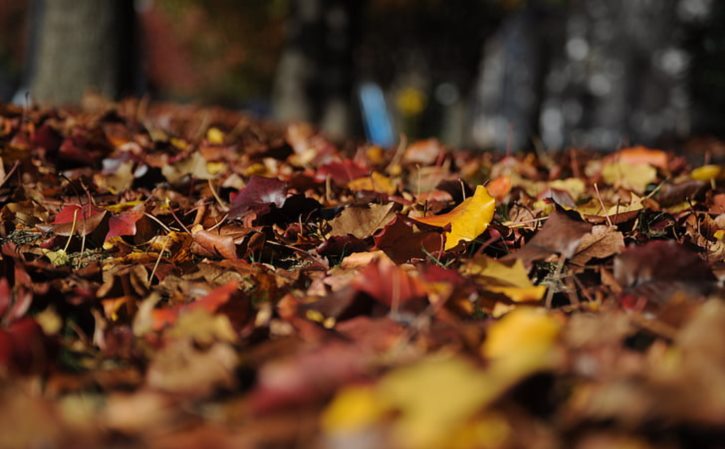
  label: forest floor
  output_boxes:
[0,100,723,449]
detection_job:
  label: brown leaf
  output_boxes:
[570,225,625,267]
[614,241,718,308]
[374,215,441,263]
[329,203,397,239]
[505,210,592,266]
[192,229,238,260]
[146,340,239,397]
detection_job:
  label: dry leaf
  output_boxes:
[330,203,397,239]
[414,185,495,250]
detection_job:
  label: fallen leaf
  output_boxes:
[316,160,369,186]
[462,256,546,302]
[690,164,722,182]
[105,205,145,242]
[329,203,397,239]
[162,152,214,183]
[377,356,494,449]
[192,228,238,260]
[96,159,135,194]
[570,225,625,267]
[146,340,238,396]
[347,172,397,195]
[352,256,427,307]
[403,139,444,165]
[414,185,495,250]
[483,307,562,375]
[505,210,592,266]
[52,203,107,236]
[609,146,668,169]
[374,215,441,263]
[614,241,717,309]
[228,176,287,219]
[321,385,384,433]
[486,176,512,201]
[601,161,657,194]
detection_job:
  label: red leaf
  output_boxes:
[151,281,240,331]
[228,176,287,219]
[52,203,107,236]
[0,318,48,374]
[374,215,441,264]
[315,159,369,186]
[249,343,369,414]
[352,257,427,307]
[105,205,145,242]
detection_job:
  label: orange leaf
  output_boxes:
[487,176,511,201]
[611,146,668,169]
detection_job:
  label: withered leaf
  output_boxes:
[570,225,625,267]
[505,209,592,266]
[329,203,397,239]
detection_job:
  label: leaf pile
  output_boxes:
[0,101,723,449]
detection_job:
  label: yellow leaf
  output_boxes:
[446,413,511,449]
[321,385,385,433]
[691,164,722,182]
[601,161,657,193]
[378,356,497,449]
[576,194,644,218]
[483,308,561,375]
[206,127,225,144]
[415,185,495,250]
[206,161,227,175]
[104,200,144,214]
[462,256,545,302]
[36,307,62,335]
[549,178,586,200]
[347,172,397,195]
[166,309,237,345]
[43,249,69,266]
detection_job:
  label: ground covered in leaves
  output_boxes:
[0,100,724,449]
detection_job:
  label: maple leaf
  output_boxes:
[414,185,495,250]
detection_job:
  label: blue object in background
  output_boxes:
[358,82,395,148]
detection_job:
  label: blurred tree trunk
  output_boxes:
[30,0,137,105]
[272,0,363,139]
[471,0,708,151]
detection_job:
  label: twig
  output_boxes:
[63,209,79,252]
[148,239,168,287]
[593,182,613,228]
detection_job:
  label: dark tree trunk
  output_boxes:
[272,0,363,138]
[30,0,137,105]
